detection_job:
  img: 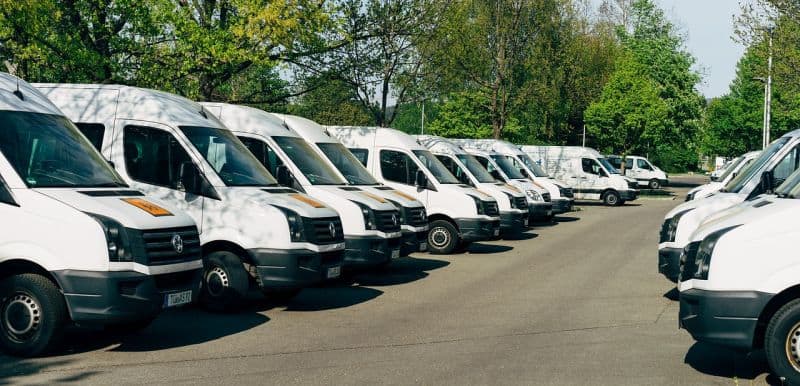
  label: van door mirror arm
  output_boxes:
[0,180,19,207]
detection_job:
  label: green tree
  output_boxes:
[288,76,373,126]
[585,53,668,166]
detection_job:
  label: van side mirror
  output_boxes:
[490,169,503,181]
[179,161,202,194]
[276,165,292,187]
[761,170,775,193]
[0,178,17,206]
[107,160,115,169]
[458,172,472,186]
[415,169,429,188]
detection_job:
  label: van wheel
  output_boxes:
[201,251,250,312]
[427,220,459,255]
[0,274,67,357]
[765,299,800,384]
[649,179,661,189]
[602,191,620,206]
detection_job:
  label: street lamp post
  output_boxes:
[765,26,774,148]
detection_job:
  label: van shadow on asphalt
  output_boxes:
[0,357,85,385]
[683,343,777,384]
[349,256,450,287]
[460,243,513,254]
[575,201,642,207]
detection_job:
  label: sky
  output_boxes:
[592,0,748,98]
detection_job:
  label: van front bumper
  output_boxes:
[456,218,501,242]
[620,189,639,201]
[552,198,573,214]
[344,235,403,268]
[528,202,554,221]
[400,229,428,256]
[500,211,528,235]
[658,247,682,282]
[249,248,344,289]
[52,268,202,325]
[679,288,772,350]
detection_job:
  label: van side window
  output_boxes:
[237,136,284,176]
[435,155,460,177]
[474,155,493,171]
[380,150,419,185]
[607,157,622,170]
[773,146,800,185]
[582,158,602,175]
[349,148,369,166]
[123,126,193,189]
[75,123,105,151]
[637,159,651,170]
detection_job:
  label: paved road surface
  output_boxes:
[1,180,774,385]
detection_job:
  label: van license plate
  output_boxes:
[391,249,400,259]
[327,266,341,279]
[493,229,500,236]
[165,290,192,308]
[523,219,529,227]
[419,242,427,251]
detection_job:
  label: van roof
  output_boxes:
[35,83,223,129]
[327,126,426,151]
[415,135,468,155]
[520,145,603,158]
[199,102,297,138]
[451,139,525,155]
[273,113,337,144]
[0,73,63,116]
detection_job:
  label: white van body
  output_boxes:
[269,114,429,256]
[201,104,404,269]
[327,126,501,254]
[685,151,760,202]
[456,147,554,222]
[36,84,345,308]
[451,139,574,214]
[521,146,639,206]
[416,135,530,234]
[677,169,800,382]
[0,74,202,356]
[606,155,669,189]
[658,131,800,282]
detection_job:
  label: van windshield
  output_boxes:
[412,150,460,184]
[775,168,800,198]
[598,157,620,174]
[490,155,526,179]
[180,126,277,187]
[316,142,378,185]
[456,154,495,183]
[0,111,127,188]
[518,153,549,177]
[274,136,347,185]
[717,156,744,181]
[725,137,789,193]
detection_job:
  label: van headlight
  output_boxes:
[692,225,741,280]
[526,190,541,201]
[469,195,484,215]
[276,207,306,242]
[667,208,693,242]
[353,201,377,230]
[86,213,134,262]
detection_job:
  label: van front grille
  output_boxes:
[134,226,201,266]
[542,193,551,202]
[304,216,344,245]
[484,201,499,216]
[375,210,402,232]
[513,196,528,209]
[404,207,427,226]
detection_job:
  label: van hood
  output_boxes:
[308,185,400,211]
[665,192,741,220]
[442,184,496,202]
[692,196,796,243]
[360,185,425,209]
[219,187,341,218]
[34,188,196,230]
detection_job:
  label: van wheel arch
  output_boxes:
[426,214,458,231]
[0,260,60,290]
[202,241,251,264]
[754,285,800,349]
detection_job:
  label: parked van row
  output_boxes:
[1,74,582,357]
[656,130,800,382]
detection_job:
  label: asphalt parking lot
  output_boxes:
[0,175,775,385]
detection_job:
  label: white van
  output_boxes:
[522,146,639,206]
[606,155,668,189]
[270,114,429,256]
[677,168,800,383]
[658,131,800,282]
[36,84,345,309]
[457,147,554,222]
[452,139,574,214]
[685,151,759,202]
[327,127,501,254]
[416,136,530,235]
[200,104,404,269]
[0,74,202,356]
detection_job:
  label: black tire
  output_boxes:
[427,219,460,255]
[765,299,800,384]
[104,317,156,334]
[602,190,620,206]
[201,251,250,312]
[0,274,68,357]
[648,179,661,190]
[261,288,302,303]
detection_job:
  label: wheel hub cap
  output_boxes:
[786,321,800,371]
[3,294,40,338]
[205,267,229,297]
[430,227,450,248]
